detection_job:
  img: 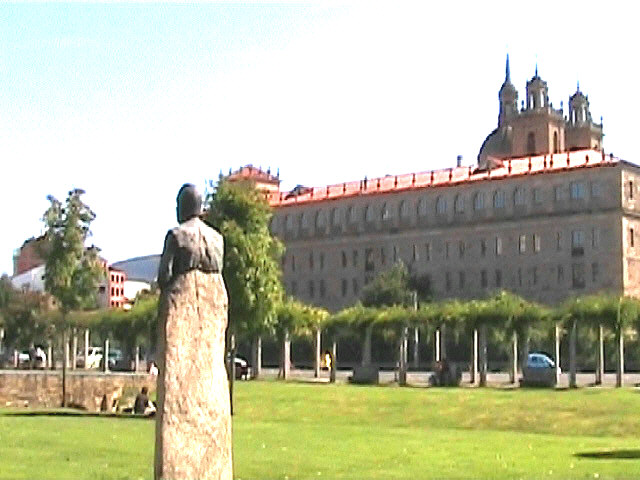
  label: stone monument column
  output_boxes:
[154,184,232,480]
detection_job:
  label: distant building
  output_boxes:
[251,60,640,311]
[111,254,160,300]
[13,236,46,276]
[226,165,280,193]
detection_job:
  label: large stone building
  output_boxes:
[261,60,640,311]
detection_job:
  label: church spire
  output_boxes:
[505,54,511,82]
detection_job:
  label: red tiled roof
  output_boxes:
[269,150,618,208]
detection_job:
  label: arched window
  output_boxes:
[365,204,375,222]
[315,210,326,229]
[417,197,428,217]
[527,132,536,155]
[436,196,447,215]
[331,207,342,227]
[454,194,464,213]
[399,200,409,219]
[514,187,526,206]
[553,131,559,153]
[348,205,358,223]
[493,190,505,209]
[300,212,310,229]
[381,202,390,220]
[473,192,485,210]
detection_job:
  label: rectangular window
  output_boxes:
[445,272,452,291]
[292,255,296,272]
[592,262,599,283]
[458,271,465,289]
[532,267,538,285]
[572,263,585,289]
[495,269,502,288]
[342,251,347,268]
[630,180,634,200]
[281,256,287,270]
[533,188,543,204]
[557,265,564,283]
[519,235,526,254]
[352,278,359,295]
[353,250,358,267]
[412,244,418,262]
[308,280,315,298]
[517,268,523,287]
[393,245,399,262]
[592,228,600,249]
[365,248,374,272]
[591,181,602,198]
[319,279,326,298]
[554,186,563,202]
[481,270,488,288]
[458,241,465,258]
[291,281,298,295]
[570,182,586,200]
[495,237,503,256]
[341,279,347,297]
[533,234,541,253]
[556,232,562,251]
[320,253,325,270]
[480,239,487,257]
[380,247,386,265]
[425,242,431,261]
[445,242,450,259]
[571,230,585,247]
[309,253,314,270]
[631,228,635,248]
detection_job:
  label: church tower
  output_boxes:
[498,55,518,126]
[566,83,603,151]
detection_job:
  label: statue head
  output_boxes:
[176,184,202,223]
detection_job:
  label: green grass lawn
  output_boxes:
[2,382,640,479]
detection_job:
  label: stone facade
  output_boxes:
[269,151,640,311]
[0,371,155,411]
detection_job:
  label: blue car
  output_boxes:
[527,352,558,371]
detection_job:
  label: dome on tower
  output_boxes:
[477,125,513,169]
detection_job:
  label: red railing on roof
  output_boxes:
[269,149,618,207]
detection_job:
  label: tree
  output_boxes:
[361,262,413,308]
[41,188,103,406]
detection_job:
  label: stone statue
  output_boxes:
[154,184,232,480]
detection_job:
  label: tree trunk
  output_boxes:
[71,329,78,370]
[62,330,68,407]
[104,338,110,373]
[251,336,262,380]
[362,325,372,366]
[616,328,624,388]
[471,328,478,386]
[440,324,447,360]
[314,328,321,378]
[281,330,291,380]
[569,319,577,388]
[412,328,419,370]
[135,345,140,372]
[228,332,236,415]
[554,322,561,386]
[510,332,518,384]
[596,324,604,385]
[479,324,487,387]
[398,327,408,386]
[434,328,441,363]
[47,344,53,370]
[84,328,90,370]
[330,338,337,383]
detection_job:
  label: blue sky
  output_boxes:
[1,1,639,276]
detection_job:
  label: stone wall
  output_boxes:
[0,370,156,412]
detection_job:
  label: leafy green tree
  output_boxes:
[207,179,284,340]
[361,262,413,308]
[41,188,103,405]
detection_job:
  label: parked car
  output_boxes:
[17,347,46,369]
[76,346,103,369]
[108,348,129,371]
[527,352,557,370]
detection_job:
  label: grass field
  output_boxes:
[2,382,640,479]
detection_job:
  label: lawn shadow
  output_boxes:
[3,411,153,420]
[575,450,640,460]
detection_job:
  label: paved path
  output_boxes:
[254,368,640,388]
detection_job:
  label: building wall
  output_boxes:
[13,237,45,276]
[273,161,628,310]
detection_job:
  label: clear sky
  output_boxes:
[1,1,639,276]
